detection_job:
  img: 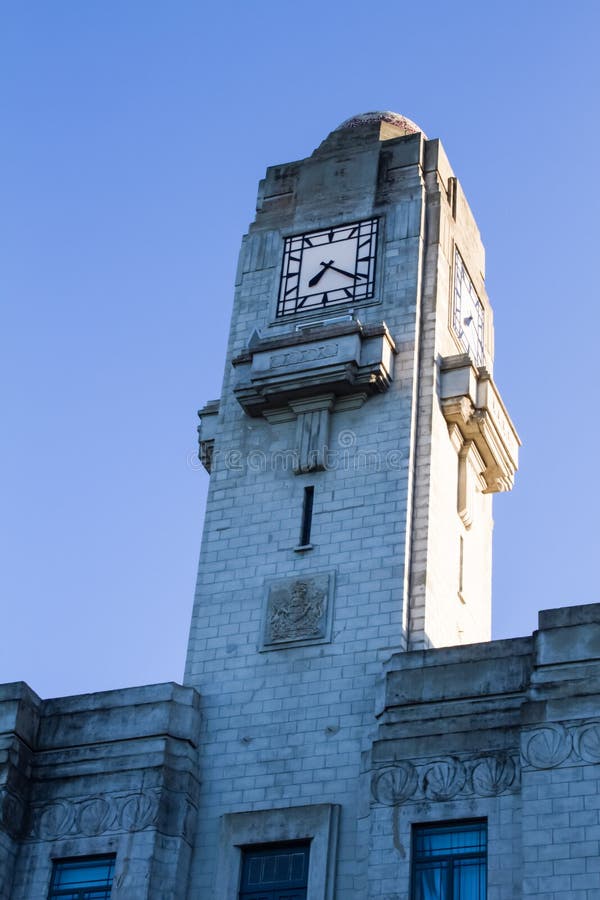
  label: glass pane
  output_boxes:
[415,823,486,858]
[240,843,309,898]
[50,857,115,899]
[454,858,486,900]
[413,861,448,899]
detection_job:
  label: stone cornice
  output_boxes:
[232,320,396,419]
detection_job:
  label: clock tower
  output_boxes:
[185,112,519,896]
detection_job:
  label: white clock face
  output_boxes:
[453,249,485,365]
[277,218,378,317]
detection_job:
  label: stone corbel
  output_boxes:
[440,355,521,493]
[449,425,487,527]
[289,395,334,474]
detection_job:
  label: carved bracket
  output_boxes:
[440,354,521,493]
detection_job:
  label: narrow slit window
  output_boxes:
[300,486,314,547]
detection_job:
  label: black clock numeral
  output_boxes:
[303,237,313,248]
[321,292,329,305]
[344,288,353,298]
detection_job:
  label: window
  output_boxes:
[48,856,115,900]
[299,486,314,547]
[411,821,486,900]
[239,842,309,900]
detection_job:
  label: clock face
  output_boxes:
[277,218,378,317]
[453,249,485,365]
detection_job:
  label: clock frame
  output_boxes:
[276,218,378,318]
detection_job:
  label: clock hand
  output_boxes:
[326,264,367,281]
[308,260,335,287]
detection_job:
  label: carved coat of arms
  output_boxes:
[265,575,330,644]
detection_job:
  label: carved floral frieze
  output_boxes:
[522,720,600,770]
[371,753,518,806]
[27,790,164,841]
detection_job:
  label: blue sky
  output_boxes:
[2,1,599,698]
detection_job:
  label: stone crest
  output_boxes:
[264,574,332,648]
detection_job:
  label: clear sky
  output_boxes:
[2,1,599,699]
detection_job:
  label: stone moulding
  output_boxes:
[440,354,521,493]
[371,752,519,806]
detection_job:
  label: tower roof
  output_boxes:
[334,110,424,138]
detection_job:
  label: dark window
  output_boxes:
[239,842,309,900]
[299,486,314,547]
[48,856,115,900]
[411,821,486,900]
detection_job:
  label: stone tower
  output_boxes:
[186,112,519,896]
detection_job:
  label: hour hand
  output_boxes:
[308,260,334,287]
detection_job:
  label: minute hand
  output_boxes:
[326,264,366,281]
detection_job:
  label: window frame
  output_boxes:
[48,854,116,900]
[216,803,339,900]
[239,840,310,899]
[410,819,487,900]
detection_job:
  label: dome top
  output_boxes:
[334,110,424,138]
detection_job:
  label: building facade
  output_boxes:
[2,112,599,899]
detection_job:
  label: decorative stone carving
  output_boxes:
[270,343,339,368]
[471,754,515,796]
[78,798,113,836]
[290,396,333,474]
[522,725,572,769]
[423,759,466,801]
[197,399,219,474]
[37,800,75,840]
[120,793,159,831]
[28,790,162,841]
[520,719,600,770]
[263,573,333,648]
[574,723,600,763]
[370,753,519,806]
[371,764,418,805]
